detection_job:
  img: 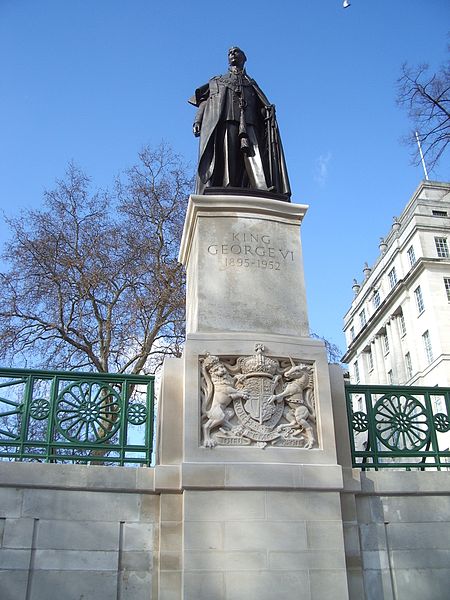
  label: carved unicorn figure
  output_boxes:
[269,357,316,449]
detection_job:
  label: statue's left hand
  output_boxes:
[193,123,201,137]
[263,104,275,119]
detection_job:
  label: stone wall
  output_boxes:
[1,364,450,600]
[330,365,450,600]
[0,462,159,600]
[2,467,449,600]
[342,474,450,600]
[182,489,348,600]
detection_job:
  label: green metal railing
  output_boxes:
[0,368,154,466]
[345,384,450,470]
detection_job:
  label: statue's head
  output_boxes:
[228,47,247,69]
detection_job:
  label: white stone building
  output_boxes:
[342,180,450,387]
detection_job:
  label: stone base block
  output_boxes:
[178,194,309,337]
[182,489,349,600]
[181,332,338,465]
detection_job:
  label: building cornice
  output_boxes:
[343,182,450,324]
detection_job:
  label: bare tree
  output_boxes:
[0,143,192,374]
[310,332,343,365]
[397,52,450,172]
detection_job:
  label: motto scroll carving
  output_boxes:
[200,344,316,449]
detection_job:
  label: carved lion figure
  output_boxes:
[200,353,249,448]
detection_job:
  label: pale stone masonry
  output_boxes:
[178,195,310,338]
[331,363,450,599]
[342,180,450,386]
[2,376,450,599]
[158,193,351,599]
[182,489,348,600]
[2,191,450,599]
[0,462,159,600]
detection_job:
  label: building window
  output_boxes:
[399,313,407,336]
[354,360,360,383]
[359,309,367,328]
[407,245,416,267]
[405,352,413,379]
[431,395,444,412]
[444,277,450,302]
[350,326,355,340]
[422,330,433,364]
[414,285,425,314]
[367,349,374,371]
[372,290,381,309]
[435,237,449,258]
[432,210,448,217]
[388,267,397,289]
[382,333,389,355]
[388,370,394,384]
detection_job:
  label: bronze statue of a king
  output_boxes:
[189,47,291,201]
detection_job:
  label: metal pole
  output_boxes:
[415,131,429,181]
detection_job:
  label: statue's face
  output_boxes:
[228,47,246,69]
[213,364,227,377]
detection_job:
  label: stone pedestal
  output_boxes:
[179,194,309,337]
[157,194,349,600]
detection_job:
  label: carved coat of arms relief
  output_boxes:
[200,344,316,449]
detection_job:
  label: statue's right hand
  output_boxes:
[193,123,201,137]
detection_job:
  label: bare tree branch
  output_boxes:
[397,51,450,172]
[310,332,343,365]
[0,143,193,374]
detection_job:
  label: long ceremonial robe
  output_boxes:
[189,72,291,199]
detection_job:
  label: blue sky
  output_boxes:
[0,0,449,357]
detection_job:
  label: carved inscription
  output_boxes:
[207,232,295,271]
[199,344,317,449]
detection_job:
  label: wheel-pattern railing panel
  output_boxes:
[0,368,154,466]
[345,384,450,470]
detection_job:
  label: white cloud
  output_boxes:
[314,152,332,186]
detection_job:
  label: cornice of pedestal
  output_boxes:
[178,193,309,265]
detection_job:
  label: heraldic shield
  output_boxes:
[242,373,281,424]
[200,344,317,448]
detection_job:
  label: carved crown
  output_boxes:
[237,344,278,375]
[202,353,220,371]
